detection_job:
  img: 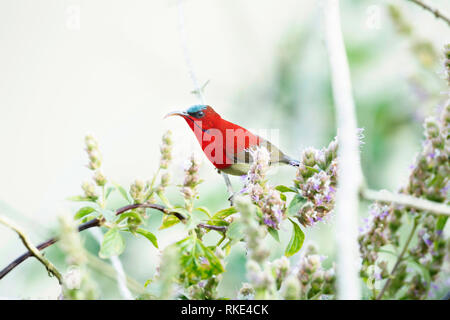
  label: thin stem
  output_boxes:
[0,218,101,281]
[89,228,134,299]
[376,220,418,300]
[85,251,147,296]
[324,0,362,299]
[197,223,227,233]
[407,0,450,27]
[361,188,450,216]
[143,167,160,202]
[216,234,226,247]
[177,0,204,103]
[221,239,231,250]
[0,214,63,284]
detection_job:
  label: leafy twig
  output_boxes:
[361,188,450,216]
[0,203,226,280]
[407,0,450,27]
[0,217,100,281]
[0,214,63,284]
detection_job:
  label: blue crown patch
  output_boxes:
[187,105,207,114]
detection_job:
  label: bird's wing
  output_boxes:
[225,136,288,165]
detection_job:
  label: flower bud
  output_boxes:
[93,170,106,187]
[82,181,97,200]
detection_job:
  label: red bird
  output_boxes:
[165,105,299,176]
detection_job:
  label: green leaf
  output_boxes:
[195,206,211,218]
[99,228,125,259]
[206,207,237,227]
[176,235,224,285]
[144,279,152,288]
[74,207,96,220]
[436,216,448,231]
[226,221,245,243]
[285,218,305,257]
[204,219,230,227]
[157,191,172,208]
[279,193,286,201]
[136,228,158,248]
[159,214,181,230]
[287,194,307,216]
[105,186,115,199]
[305,165,320,175]
[275,185,296,193]
[67,195,94,202]
[408,260,431,284]
[116,211,143,225]
[113,183,132,204]
[211,207,237,220]
[268,227,280,242]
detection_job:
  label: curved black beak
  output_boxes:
[164,110,188,119]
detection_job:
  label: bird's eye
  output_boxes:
[194,111,204,118]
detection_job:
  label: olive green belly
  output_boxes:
[220,163,252,176]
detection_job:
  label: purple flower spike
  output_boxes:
[423,234,433,247]
[379,210,389,219]
[263,218,277,229]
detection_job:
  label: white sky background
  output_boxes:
[0,0,448,298]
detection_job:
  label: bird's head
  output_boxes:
[164,105,221,132]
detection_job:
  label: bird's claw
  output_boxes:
[227,194,234,206]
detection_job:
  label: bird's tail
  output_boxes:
[280,155,300,167]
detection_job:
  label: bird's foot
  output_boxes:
[221,172,235,207]
[227,194,234,206]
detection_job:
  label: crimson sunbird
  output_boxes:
[165,105,299,176]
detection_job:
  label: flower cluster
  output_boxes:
[81,181,97,201]
[397,103,449,299]
[85,135,102,170]
[159,130,173,170]
[244,147,285,229]
[130,179,146,203]
[239,241,336,300]
[181,154,202,212]
[359,100,450,299]
[294,138,338,226]
[388,5,438,69]
[237,282,255,300]
[59,214,98,300]
[187,274,222,300]
[358,204,401,279]
[184,247,225,300]
[130,131,174,204]
[81,135,108,201]
[153,245,180,300]
[294,244,335,299]
[155,130,173,195]
[235,196,276,299]
[156,172,171,195]
[271,256,290,290]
